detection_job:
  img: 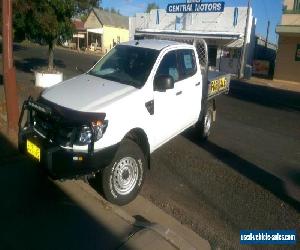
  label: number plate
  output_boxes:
[27,140,41,162]
[210,77,228,94]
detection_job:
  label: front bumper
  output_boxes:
[18,98,117,180]
[19,128,118,180]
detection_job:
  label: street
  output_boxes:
[1,43,300,249]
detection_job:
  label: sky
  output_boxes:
[101,0,283,44]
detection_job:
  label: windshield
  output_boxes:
[89,45,159,88]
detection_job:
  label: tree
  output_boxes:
[75,1,103,23]
[75,0,101,15]
[110,8,122,15]
[110,7,117,14]
[0,2,2,35]
[103,7,122,16]
[14,0,76,71]
[146,2,159,13]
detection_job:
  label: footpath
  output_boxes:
[242,76,300,93]
[1,48,299,248]
[0,111,210,249]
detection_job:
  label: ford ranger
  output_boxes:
[19,39,230,205]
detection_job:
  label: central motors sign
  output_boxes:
[167,1,225,13]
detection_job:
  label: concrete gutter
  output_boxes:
[69,180,211,250]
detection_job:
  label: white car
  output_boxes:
[19,39,230,205]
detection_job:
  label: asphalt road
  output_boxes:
[2,43,300,249]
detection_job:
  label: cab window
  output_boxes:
[156,51,180,82]
[178,49,197,79]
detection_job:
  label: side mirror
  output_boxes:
[154,75,174,92]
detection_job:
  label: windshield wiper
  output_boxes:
[89,71,101,77]
[101,75,138,87]
[100,74,121,82]
[89,72,140,88]
[88,72,119,82]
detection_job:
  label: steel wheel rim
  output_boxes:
[113,157,139,195]
[204,111,212,135]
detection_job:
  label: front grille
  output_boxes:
[34,113,76,147]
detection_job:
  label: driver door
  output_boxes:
[152,50,185,148]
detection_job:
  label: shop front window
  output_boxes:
[222,49,241,59]
[294,0,300,11]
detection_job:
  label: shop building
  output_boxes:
[129,6,257,76]
[274,0,300,83]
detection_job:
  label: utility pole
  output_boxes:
[238,0,251,79]
[265,20,270,48]
[2,0,19,132]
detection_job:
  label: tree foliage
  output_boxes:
[0,3,2,35]
[75,0,101,15]
[14,0,75,43]
[103,7,122,16]
[146,2,159,13]
[13,0,76,70]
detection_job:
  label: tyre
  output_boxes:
[197,103,214,140]
[101,138,146,205]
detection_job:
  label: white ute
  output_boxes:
[19,39,230,205]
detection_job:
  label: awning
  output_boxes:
[276,25,300,36]
[225,39,244,48]
[73,33,85,38]
[135,29,244,48]
[136,29,243,40]
[87,28,104,34]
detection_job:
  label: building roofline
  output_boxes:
[276,25,300,35]
[92,8,104,27]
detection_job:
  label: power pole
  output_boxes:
[238,0,251,79]
[265,20,270,48]
[2,0,19,132]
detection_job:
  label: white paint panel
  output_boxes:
[87,28,104,34]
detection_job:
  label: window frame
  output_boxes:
[155,50,181,83]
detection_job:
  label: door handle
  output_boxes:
[176,91,182,96]
[195,82,201,86]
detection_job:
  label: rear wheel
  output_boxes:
[101,138,146,205]
[197,103,214,140]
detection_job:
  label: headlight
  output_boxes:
[77,120,108,146]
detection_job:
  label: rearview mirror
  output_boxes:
[154,75,174,92]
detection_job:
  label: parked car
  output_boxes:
[19,39,230,205]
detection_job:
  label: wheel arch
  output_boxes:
[201,99,216,121]
[124,128,151,169]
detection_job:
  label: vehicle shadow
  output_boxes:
[183,129,300,212]
[230,80,300,112]
[14,57,66,73]
[0,132,134,250]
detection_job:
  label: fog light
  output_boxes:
[78,126,93,145]
[73,156,84,161]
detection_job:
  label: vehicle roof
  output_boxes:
[120,39,191,51]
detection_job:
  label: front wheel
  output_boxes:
[101,138,146,205]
